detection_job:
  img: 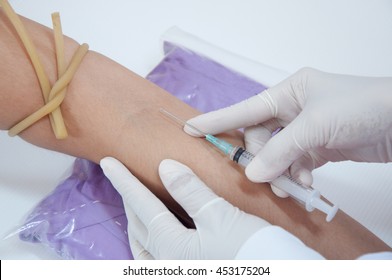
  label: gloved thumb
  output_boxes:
[158,159,222,218]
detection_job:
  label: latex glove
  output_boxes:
[185,67,392,190]
[100,157,270,260]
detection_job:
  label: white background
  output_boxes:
[1,0,391,259]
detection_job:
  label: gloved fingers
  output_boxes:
[269,154,315,198]
[248,155,316,186]
[128,232,154,260]
[261,118,284,134]
[289,153,317,187]
[265,67,312,116]
[101,157,190,258]
[100,157,174,230]
[124,202,149,250]
[245,118,308,182]
[145,212,197,259]
[269,158,314,198]
[184,90,280,137]
[270,184,290,198]
[244,119,282,154]
[159,159,224,218]
[244,125,271,154]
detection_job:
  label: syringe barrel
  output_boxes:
[271,175,339,222]
[229,146,255,168]
[227,144,338,221]
[230,146,314,203]
[271,175,315,209]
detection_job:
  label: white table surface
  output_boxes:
[1,0,391,259]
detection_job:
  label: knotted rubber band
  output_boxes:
[1,0,89,139]
[8,44,89,137]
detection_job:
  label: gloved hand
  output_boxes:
[185,67,392,191]
[100,157,270,260]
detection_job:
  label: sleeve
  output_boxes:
[235,226,325,259]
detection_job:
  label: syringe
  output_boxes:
[160,108,339,222]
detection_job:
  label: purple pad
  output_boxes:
[147,42,267,112]
[18,43,267,259]
[19,158,132,260]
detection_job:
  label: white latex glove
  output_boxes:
[100,157,270,260]
[185,68,392,190]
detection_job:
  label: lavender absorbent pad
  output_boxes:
[19,159,132,260]
[18,43,267,259]
[148,42,267,112]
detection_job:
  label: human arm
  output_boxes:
[0,10,390,259]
